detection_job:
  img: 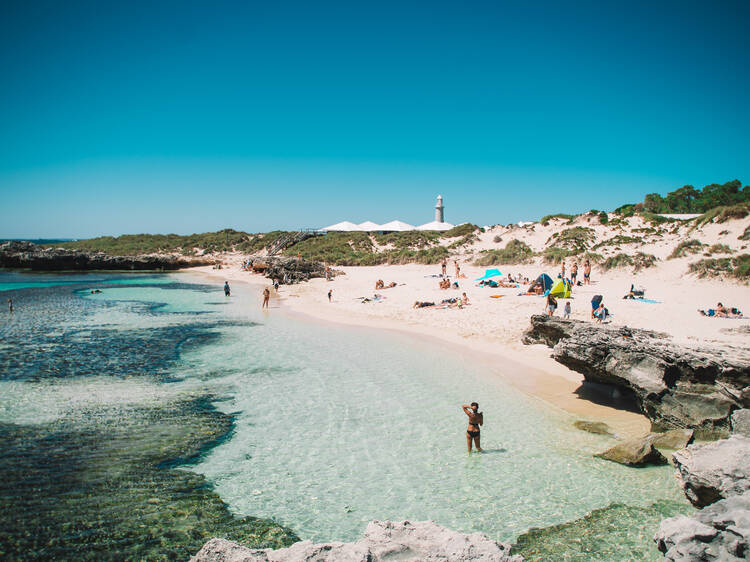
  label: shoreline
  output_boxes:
[188,264,653,438]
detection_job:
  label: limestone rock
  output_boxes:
[258,257,327,285]
[0,240,213,271]
[672,436,750,508]
[523,315,750,433]
[650,429,694,450]
[654,490,750,561]
[731,409,750,437]
[190,520,523,561]
[594,435,668,466]
[573,420,613,435]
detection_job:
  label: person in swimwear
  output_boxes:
[262,286,270,309]
[462,402,483,452]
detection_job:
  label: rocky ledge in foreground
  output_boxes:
[654,437,750,560]
[0,241,215,271]
[191,520,522,561]
[523,315,750,434]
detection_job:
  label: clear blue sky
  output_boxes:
[1,0,748,237]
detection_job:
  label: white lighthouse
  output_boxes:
[435,195,445,223]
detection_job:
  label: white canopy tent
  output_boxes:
[357,221,382,231]
[322,221,362,232]
[379,220,415,232]
[416,221,455,231]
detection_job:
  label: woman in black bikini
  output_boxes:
[462,402,483,453]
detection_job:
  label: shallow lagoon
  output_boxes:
[0,271,691,559]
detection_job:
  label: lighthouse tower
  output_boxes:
[435,195,445,223]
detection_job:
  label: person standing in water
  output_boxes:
[8,298,13,313]
[462,402,483,452]
[262,286,270,309]
[224,281,230,297]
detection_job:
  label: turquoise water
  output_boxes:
[0,271,691,559]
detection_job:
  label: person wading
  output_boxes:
[462,402,483,453]
[262,286,270,309]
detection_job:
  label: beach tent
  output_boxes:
[358,221,382,231]
[379,220,415,232]
[322,221,362,232]
[475,268,502,281]
[549,278,572,298]
[416,221,455,231]
[530,273,553,292]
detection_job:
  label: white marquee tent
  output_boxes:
[416,220,455,231]
[379,220,415,232]
[322,221,362,232]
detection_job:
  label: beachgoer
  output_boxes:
[262,287,270,309]
[462,402,483,453]
[583,260,591,285]
[325,265,331,281]
[591,295,602,319]
[546,293,557,316]
[224,281,230,297]
[375,279,384,290]
[594,304,608,323]
[462,292,470,305]
[274,279,279,292]
[563,301,571,319]
[571,262,578,284]
[561,262,566,279]
[8,298,13,313]
[328,289,333,302]
[441,259,447,277]
[716,302,728,317]
[413,301,435,308]
[454,261,460,278]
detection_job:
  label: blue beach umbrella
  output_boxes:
[475,268,502,281]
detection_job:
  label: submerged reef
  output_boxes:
[0,397,297,561]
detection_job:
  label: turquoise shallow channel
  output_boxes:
[0,270,692,560]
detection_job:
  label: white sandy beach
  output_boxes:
[192,214,750,438]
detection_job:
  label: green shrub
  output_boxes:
[384,246,449,265]
[474,240,535,266]
[443,223,479,237]
[592,235,640,250]
[741,226,750,241]
[706,244,733,255]
[695,202,750,226]
[540,213,576,226]
[49,229,280,256]
[598,211,609,225]
[614,204,636,217]
[668,239,706,259]
[600,252,655,272]
[374,230,439,249]
[542,247,578,264]
[601,253,633,270]
[546,227,595,252]
[689,254,750,281]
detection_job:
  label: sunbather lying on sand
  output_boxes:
[698,303,743,317]
[439,278,451,290]
[413,301,435,308]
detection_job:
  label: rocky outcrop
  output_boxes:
[731,409,750,437]
[523,315,750,434]
[191,520,522,561]
[573,420,613,436]
[654,436,750,560]
[654,491,750,561]
[0,241,214,271]
[651,429,695,450]
[672,436,750,508]
[594,435,668,466]
[258,256,327,284]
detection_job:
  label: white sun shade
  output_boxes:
[379,220,415,231]
[358,221,382,231]
[321,221,362,231]
[416,221,455,231]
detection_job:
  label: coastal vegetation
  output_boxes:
[668,239,706,259]
[688,254,750,281]
[601,252,657,272]
[615,179,750,216]
[474,239,535,266]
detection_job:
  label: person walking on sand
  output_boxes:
[462,402,483,453]
[441,258,447,277]
[224,281,230,297]
[583,260,591,285]
[546,293,557,316]
[454,260,460,278]
[262,287,270,309]
[571,262,578,285]
[328,289,332,302]
[564,301,571,319]
[560,261,566,279]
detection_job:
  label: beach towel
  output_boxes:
[632,298,661,304]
